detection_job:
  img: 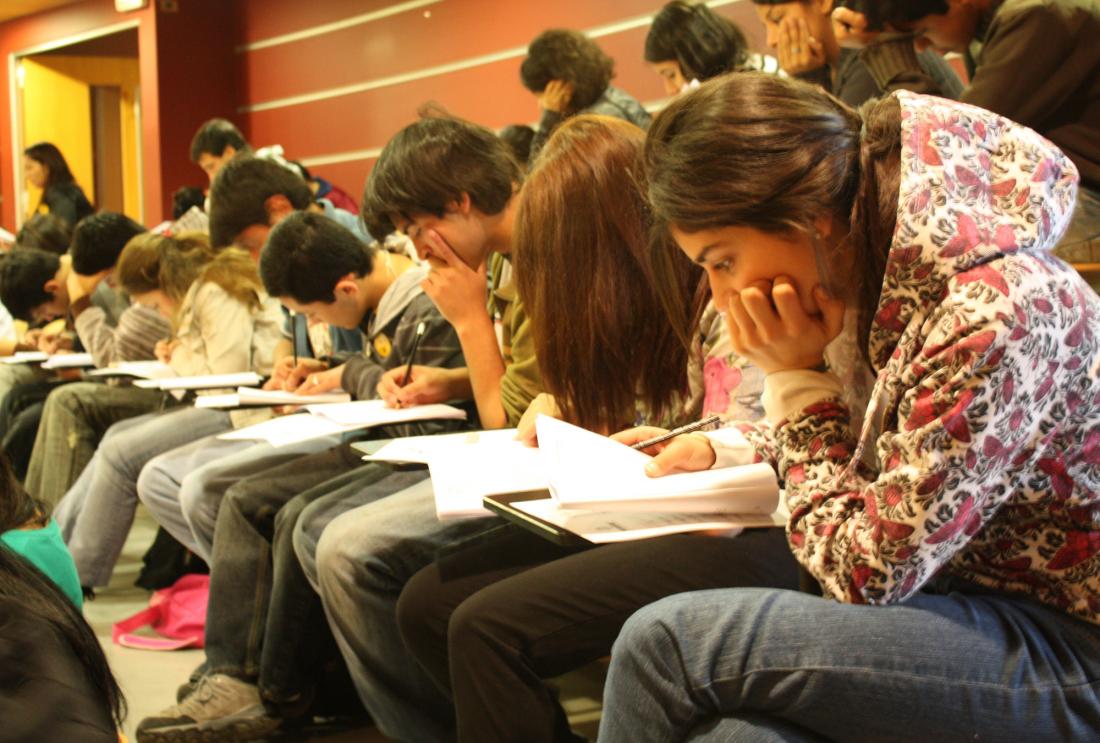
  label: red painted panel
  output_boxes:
[237,0,763,107]
[235,0,415,46]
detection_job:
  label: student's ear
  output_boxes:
[333,273,359,298]
[264,194,295,225]
[222,145,237,159]
[454,193,472,216]
[43,278,60,296]
[812,214,836,240]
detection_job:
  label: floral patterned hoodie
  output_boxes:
[712,91,1100,624]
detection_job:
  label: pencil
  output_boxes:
[402,321,427,387]
[631,414,723,450]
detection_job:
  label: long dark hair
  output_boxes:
[514,115,702,432]
[643,72,901,368]
[645,1,750,80]
[0,453,125,726]
[24,142,77,191]
[0,452,46,532]
[0,548,126,727]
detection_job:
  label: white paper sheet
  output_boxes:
[536,415,780,514]
[218,413,362,447]
[135,371,264,390]
[306,399,466,427]
[1,351,48,364]
[425,431,547,519]
[360,429,518,465]
[512,498,782,543]
[41,352,94,369]
[236,387,351,406]
[86,360,174,379]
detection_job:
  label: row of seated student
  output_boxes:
[0,1,1097,741]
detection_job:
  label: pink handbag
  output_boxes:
[111,573,208,651]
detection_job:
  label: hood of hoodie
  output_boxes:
[867,90,1079,370]
[368,263,429,337]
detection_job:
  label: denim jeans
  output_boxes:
[54,406,231,587]
[311,478,496,743]
[599,587,1100,742]
[138,432,345,562]
[26,382,166,508]
[203,444,369,690]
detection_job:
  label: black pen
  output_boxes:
[291,312,298,369]
[402,321,426,387]
[631,414,723,450]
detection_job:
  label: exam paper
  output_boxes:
[425,431,547,519]
[41,352,94,369]
[536,416,779,513]
[306,400,466,427]
[86,360,174,379]
[1,351,48,364]
[135,371,264,390]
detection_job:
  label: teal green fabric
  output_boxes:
[2,519,83,609]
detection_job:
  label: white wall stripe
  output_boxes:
[239,0,745,114]
[235,0,443,52]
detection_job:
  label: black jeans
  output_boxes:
[396,525,802,743]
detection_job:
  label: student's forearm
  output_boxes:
[456,312,508,429]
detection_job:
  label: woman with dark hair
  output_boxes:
[394,114,800,743]
[596,72,1100,740]
[520,29,651,164]
[0,452,82,608]
[0,449,123,741]
[23,142,94,227]
[645,0,778,96]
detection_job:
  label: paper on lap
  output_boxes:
[219,401,468,448]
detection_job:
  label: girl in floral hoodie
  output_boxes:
[599,73,1100,740]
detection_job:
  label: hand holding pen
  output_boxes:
[611,415,723,477]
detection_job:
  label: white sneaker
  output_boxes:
[135,673,281,742]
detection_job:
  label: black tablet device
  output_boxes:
[482,490,594,548]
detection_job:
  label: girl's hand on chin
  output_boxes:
[725,275,845,375]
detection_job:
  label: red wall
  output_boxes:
[0,0,237,227]
[231,0,766,203]
[1,0,767,226]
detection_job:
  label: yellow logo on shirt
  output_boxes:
[373,333,392,359]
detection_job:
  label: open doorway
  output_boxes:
[11,22,142,226]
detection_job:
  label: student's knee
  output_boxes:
[313,509,365,595]
[136,454,172,508]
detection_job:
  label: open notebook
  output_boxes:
[422,416,779,526]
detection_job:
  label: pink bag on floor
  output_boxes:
[112,573,208,651]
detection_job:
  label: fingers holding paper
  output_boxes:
[516,393,561,447]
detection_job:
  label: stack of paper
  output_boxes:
[219,400,467,448]
[421,416,780,539]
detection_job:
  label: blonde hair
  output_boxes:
[198,247,265,310]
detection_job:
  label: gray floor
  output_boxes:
[89,507,602,742]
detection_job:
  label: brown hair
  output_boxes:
[117,231,215,309]
[514,115,702,433]
[643,72,901,367]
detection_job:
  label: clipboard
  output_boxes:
[482,491,593,548]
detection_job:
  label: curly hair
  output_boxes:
[520,30,614,111]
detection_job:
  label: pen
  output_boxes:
[631,414,723,450]
[402,321,426,387]
[291,311,298,369]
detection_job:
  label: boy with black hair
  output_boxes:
[833,0,1100,261]
[189,118,249,184]
[14,213,71,255]
[136,211,466,742]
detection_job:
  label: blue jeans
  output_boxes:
[55,406,231,586]
[599,587,1100,742]
[311,479,496,742]
[138,432,345,562]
